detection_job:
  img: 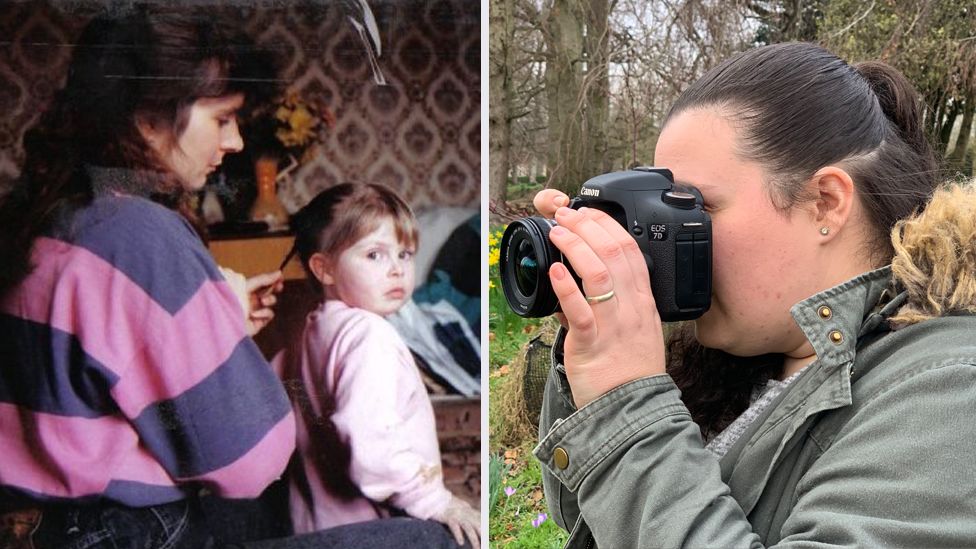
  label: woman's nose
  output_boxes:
[223,121,244,153]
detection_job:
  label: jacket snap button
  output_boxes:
[553,447,570,470]
[818,306,832,319]
[829,330,843,344]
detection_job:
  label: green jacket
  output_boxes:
[536,267,976,548]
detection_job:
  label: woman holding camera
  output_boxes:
[533,42,976,547]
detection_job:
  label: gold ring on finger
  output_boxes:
[584,289,615,304]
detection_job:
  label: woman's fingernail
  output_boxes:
[550,226,566,237]
[551,263,567,280]
[554,196,568,207]
[555,207,577,218]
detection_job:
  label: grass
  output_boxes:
[488,223,568,548]
[488,440,567,548]
[506,181,543,201]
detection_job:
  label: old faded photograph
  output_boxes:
[0,1,482,547]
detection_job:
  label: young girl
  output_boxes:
[276,183,480,549]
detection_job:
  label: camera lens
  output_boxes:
[515,239,539,295]
[499,217,562,317]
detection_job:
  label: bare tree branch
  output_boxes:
[828,0,876,39]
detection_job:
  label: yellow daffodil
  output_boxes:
[489,248,500,267]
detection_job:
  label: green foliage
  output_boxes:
[745,0,976,174]
[488,453,510,513]
[819,0,976,165]
[751,0,825,45]
[488,442,568,548]
[489,308,540,369]
[489,222,563,546]
[499,519,567,549]
[506,180,544,201]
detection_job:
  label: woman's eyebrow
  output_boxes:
[216,95,246,114]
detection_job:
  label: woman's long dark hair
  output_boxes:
[663,43,940,438]
[0,5,276,296]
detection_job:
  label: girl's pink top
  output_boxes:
[274,299,453,533]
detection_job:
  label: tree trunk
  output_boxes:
[938,100,961,154]
[949,100,975,171]
[929,91,944,139]
[489,0,514,209]
[583,0,611,177]
[632,118,639,167]
[545,0,585,195]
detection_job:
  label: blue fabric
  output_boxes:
[102,480,189,507]
[392,213,481,394]
[413,212,480,335]
[413,269,480,337]
[31,498,205,549]
[433,321,480,378]
[0,314,119,417]
[132,340,292,477]
[55,196,224,315]
[230,518,471,549]
[28,502,468,549]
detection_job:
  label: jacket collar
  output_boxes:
[84,164,166,198]
[722,266,894,515]
[789,266,893,368]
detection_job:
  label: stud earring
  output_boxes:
[820,227,830,236]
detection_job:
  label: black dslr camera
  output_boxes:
[499,167,712,321]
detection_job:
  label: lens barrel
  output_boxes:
[499,217,562,317]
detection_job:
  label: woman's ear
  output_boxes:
[809,166,856,240]
[135,113,165,151]
[308,252,335,285]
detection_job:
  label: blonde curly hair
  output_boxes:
[889,181,976,327]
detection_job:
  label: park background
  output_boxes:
[487,1,976,546]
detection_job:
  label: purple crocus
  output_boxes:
[504,486,516,497]
[532,513,548,528]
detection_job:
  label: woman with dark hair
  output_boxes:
[533,42,976,547]
[0,6,466,549]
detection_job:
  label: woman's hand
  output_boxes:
[245,270,284,336]
[532,189,667,408]
[432,496,480,548]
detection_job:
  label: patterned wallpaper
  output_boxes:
[0,0,481,211]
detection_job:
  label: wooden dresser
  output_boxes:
[207,232,304,281]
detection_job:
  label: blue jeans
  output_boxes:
[29,499,467,549]
[228,518,470,549]
[31,498,212,549]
